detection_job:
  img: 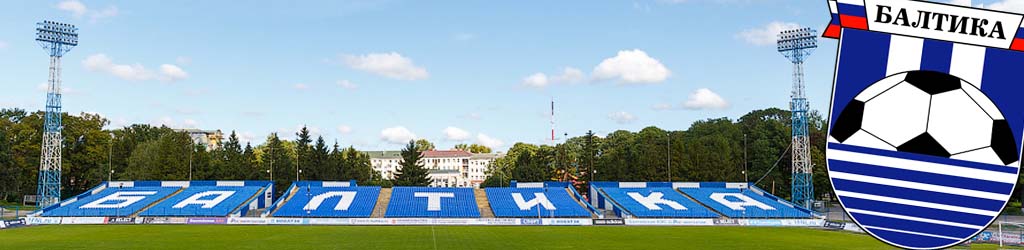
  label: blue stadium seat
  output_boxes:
[139,186,263,217]
[273,186,381,217]
[678,188,811,218]
[43,187,180,217]
[600,187,719,218]
[385,187,479,218]
[485,187,591,218]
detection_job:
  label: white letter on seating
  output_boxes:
[627,192,686,210]
[303,191,357,211]
[710,193,775,210]
[414,192,455,211]
[512,193,556,210]
[173,191,235,209]
[80,191,157,209]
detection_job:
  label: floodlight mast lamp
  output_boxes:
[777,28,816,209]
[35,20,78,208]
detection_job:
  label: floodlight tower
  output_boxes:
[35,20,78,207]
[777,27,816,209]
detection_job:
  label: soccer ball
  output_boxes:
[830,70,1019,166]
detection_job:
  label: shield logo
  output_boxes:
[824,0,1024,249]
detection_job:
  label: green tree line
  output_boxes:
[0,109,377,201]
[482,108,834,201]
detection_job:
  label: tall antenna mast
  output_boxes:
[778,27,816,209]
[35,20,78,207]
[551,98,555,142]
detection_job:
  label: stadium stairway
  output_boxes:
[268,185,301,216]
[231,186,267,217]
[601,209,618,219]
[673,188,726,218]
[371,188,392,218]
[565,188,598,218]
[596,187,633,218]
[131,187,186,217]
[474,189,494,218]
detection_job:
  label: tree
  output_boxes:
[260,133,294,197]
[342,146,372,183]
[220,131,245,180]
[310,136,329,180]
[329,141,344,181]
[294,126,313,181]
[455,143,492,153]
[415,139,435,152]
[394,140,430,186]
[242,142,258,180]
[126,132,194,180]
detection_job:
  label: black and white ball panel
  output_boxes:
[861,81,931,146]
[830,70,1019,166]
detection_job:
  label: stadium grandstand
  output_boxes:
[591,182,814,219]
[38,181,272,217]
[31,180,817,222]
[266,181,380,218]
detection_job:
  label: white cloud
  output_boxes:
[737,21,801,46]
[57,0,87,18]
[443,126,471,141]
[159,64,189,82]
[83,54,152,81]
[175,108,199,115]
[652,103,673,111]
[90,6,118,22]
[337,80,359,90]
[946,0,972,6]
[608,111,638,124]
[153,116,175,127]
[343,52,429,80]
[460,112,482,120]
[83,54,186,82]
[337,125,353,134]
[682,88,730,110]
[979,0,1024,13]
[293,83,309,90]
[942,0,1024,16]
[182,119,198,128]
[476,133,504,149]
[238,131,257,145]
[592,49,671,84]
[521,67,586,88]
[521,73,549,88]
[553,67,585,83]
[380,126,417,144]
[454,33,476,41]
[56,0,118,22]
[175,56,192,66]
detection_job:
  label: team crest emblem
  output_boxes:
[824,0,1024,249]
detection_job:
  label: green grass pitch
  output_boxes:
[0,225,1015,249]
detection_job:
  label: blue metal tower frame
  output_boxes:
[777,28,816,209]
[35,20,78,207]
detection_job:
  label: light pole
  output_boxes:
[188,142,194,181]
[108,132,114,182]
[269,144,275,183]
[667,131,671,182]
[743,134,749,184]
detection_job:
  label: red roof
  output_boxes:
[421,150,472,158]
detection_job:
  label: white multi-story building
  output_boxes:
[365,150,503,188]
[173,128,224,151]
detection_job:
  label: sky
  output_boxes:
[0,0,1019,152]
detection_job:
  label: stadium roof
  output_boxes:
[362,151,401,159]
[422,150,472,158]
